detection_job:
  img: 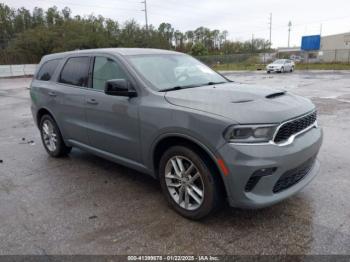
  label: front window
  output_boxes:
[127,54,228,91]
[92,56,128,91]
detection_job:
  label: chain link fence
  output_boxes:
[196,53,276,70]
[196,49,350,70]
[1,49,350,77]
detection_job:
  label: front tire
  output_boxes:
[159,146,222,220]
[39,114,71,157]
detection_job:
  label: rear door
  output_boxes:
[31,58,62,124]
[54,56,92,144]
[85,55,141,162]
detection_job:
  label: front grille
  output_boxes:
[273,157,316,193]
[274,111,317,143]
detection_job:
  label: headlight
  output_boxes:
[224,124,277,143]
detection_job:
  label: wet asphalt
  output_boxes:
[0,71,349,255]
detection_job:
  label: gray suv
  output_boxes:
[30,48,322,219]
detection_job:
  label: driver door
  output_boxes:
[85,56,141,162]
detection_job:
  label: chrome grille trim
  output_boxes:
[230,110,318,147]
[272,110,317,144]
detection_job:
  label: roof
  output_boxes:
[277,47,301,52]
[42,48,181,61]
[321,32,350,39]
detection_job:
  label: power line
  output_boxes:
[134,1,268,24]
[12,0,350,41]
[227,14,350,39]
[29,0,140,13]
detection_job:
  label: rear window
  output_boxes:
[36,59,61,81]
[59,57,90,87]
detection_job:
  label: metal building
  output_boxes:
[319,32,350,62]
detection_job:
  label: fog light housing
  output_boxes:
[245,167,277,192]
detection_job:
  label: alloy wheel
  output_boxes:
[164,156,204,211]
[42,120,57,152]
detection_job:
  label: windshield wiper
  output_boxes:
[204,81,227,86]
[158,81,227,92]
[158,84,198,92]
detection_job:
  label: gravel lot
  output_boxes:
[0,71,350,255]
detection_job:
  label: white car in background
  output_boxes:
[266,59,295,73]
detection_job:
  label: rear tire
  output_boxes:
[159,146,222,220]
[290,66,294,72]
[39,114,72,157]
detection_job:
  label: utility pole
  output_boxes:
[268,13,272,48]
[141,0,148,31]
[320,23,323,35]
[251,34,254,52]
[288,21,292,47]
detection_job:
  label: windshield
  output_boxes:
[273,59,286,64]
[127,54,228,91]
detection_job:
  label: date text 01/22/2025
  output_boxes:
[127,255,220,261]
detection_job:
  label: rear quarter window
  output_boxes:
[36,59,61,81]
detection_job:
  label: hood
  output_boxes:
[164,82,315,124]
[268,63,283,67]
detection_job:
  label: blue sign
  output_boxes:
[301,35,321,50]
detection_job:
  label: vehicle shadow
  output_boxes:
[63,148,315,255]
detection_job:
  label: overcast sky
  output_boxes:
[4,0,350,47]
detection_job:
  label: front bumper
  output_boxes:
[217,125,323,208]
[266,67,282,72]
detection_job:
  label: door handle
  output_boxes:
[48,91,57,97]
[86,98,98,105]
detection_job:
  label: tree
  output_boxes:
[0,4,15,48]
[32,7,44,27]
[46,6,60,26]
[185,31,194,44]
[191,42,208,56]
[0,4,273,64]
[62,7,71,21]
[158,22,174,48]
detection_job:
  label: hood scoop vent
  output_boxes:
[266,91,286,99]
[231,99,254,103]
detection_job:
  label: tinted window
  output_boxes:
[92,57,128,90]
[59,57,90,87]
[36,59,60,81]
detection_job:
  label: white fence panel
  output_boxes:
[24,64,37,75]
[0,65,12,78]
[0,64,37,77]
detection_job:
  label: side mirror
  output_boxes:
[104,79,137,97]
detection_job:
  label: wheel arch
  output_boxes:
[36,107,57,126]
[152,134,228,198]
